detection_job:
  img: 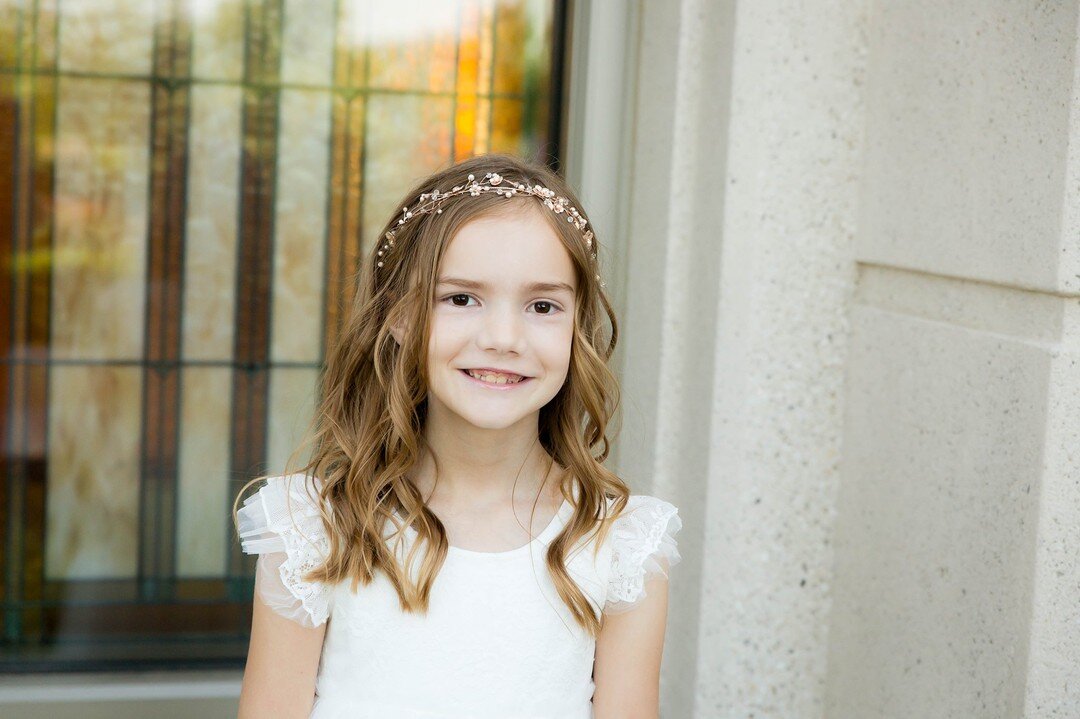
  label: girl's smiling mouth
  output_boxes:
[459,368,533,389]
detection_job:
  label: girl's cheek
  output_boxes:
[433,316,477,342]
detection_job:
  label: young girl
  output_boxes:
[233,153,682,718]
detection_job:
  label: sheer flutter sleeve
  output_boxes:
[603,495,683,615]
[237,473,333,628]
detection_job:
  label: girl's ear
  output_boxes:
[390,320,408,346]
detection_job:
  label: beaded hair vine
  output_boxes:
[376,171,603,285]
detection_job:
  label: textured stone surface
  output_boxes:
[613,0,1080,716]
[828,282,1049,717]
[827,1,1080,717]
[690,0,868,711]
[858,1,1077,293]
[616,1,734,716]
[1023,302,1080,717]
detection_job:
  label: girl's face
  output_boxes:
[425,207,577,433]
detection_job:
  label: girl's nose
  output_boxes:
[479,303,526,353]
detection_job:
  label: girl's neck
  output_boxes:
[410,423,560,510]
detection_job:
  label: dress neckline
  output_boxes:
[449,498,573,558]
[399,497,575,559]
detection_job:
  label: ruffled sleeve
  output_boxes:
[603,495,682,615]
[237,473,333,628]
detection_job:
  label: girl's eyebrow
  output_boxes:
[436,277,575,295]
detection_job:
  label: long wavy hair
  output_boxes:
[234,153,629,637]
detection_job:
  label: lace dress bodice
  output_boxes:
[237,473,682,718]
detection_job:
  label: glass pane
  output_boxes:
[0,0,566,672]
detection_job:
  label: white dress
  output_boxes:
[237,473,682,719]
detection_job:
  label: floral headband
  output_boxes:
[376,171,601,285]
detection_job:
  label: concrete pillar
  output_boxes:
[595,0,868,715]
[692,0,867,715]
[573,1,1079,716]
[826,2,1080,717]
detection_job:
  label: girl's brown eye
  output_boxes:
[449,294,473,307]
[533,301,556,314]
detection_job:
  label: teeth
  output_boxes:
[467,369,524,384]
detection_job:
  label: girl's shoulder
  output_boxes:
[598,493,683,614]
[237,473,333,627]
[237,473,329,549]
[605,493,680,525]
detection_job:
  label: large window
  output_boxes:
[0,0,567,671]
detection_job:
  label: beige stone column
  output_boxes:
[570,0,868,715]
[825,3,1080,717]
[570,1,1079,716]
